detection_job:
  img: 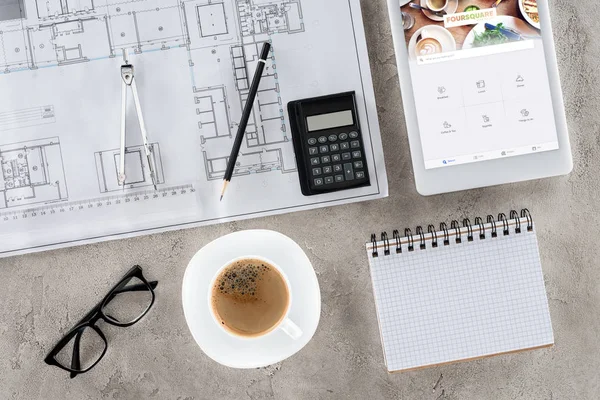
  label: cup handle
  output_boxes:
[280,318,302,340]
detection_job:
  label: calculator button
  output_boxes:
[343,163,355,181]
[308,138,317,145]
[339,133,348,140]
[349,131,359,139]
[330,144,339,152]
[333,164,343,173]
[340,142,350,150]
[342,152,351,161]
[310,157,320,165]
[314,178,324,186]
[324,176,334,184]
[323,166,332,174]
[335,175,344,182]
[352,150,362,159]
[354,161,364,169]
[318,136,328,144]
[321,156,331,164]
[309,147,318,155]
[356,171,365,179]
[332,154,341,162]
[350,140,360,148]
[312,167,322,176]
[328,134,338,142]
[319,145,329,153]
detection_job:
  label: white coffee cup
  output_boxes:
[426,0,449,12]
[208,255,303,340]
[182,229,321,368]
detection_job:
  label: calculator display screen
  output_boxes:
[306,110,353,132]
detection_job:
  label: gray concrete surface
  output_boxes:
[1,1,599,398]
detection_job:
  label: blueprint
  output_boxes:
[0,0,388,257]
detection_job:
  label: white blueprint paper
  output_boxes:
[0,0,388,257]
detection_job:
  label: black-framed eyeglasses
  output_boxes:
[44,265,158,378]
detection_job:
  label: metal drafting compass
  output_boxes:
[119,50,158,190]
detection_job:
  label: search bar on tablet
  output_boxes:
[417,40,535,65]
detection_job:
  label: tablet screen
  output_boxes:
[401,1,559,169]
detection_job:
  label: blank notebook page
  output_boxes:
[367,228,554,372]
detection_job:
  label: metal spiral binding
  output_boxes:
[487,215,498,238]
[371,234,378,258]
[498,213,510,236]
[463,218,474,242]
[393,230,402,254]
[369,209,534,258]
[405,228,414,252]
[428,225,438,248]
[510,210,521,233]
[416,226,426,250]
[522,209,533,231]
[451,220,462,244]
[381,232,390,256]
[475,217,486,240]
[440,222,450,246]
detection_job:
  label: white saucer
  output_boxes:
[182,230,321,369]
[420,0,459,22]
[408,25,457,60]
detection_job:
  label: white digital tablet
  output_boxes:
[388,0,572,195]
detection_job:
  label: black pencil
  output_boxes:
[220,42,272,201]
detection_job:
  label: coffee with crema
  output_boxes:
[416,37,442,57]
[211,258,289,338]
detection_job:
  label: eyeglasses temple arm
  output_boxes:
[69,330,83,379]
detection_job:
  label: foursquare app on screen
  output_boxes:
[401,1,559,169]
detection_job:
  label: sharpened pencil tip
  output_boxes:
[220,180,229,202]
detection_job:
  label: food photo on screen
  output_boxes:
[399,0,541,61]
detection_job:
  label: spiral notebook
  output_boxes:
[366,210,554,373]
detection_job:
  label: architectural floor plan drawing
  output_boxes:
[193,41,297,180]
[0,0,388,257]
[0,137,68,209]
[188,1,300,180]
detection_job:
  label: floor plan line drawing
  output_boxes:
[188,0,302,180]
[1,0,304,68]
[94,142,165,192]
[35,0,95,20]
[1,0,303,183]
[0,14,32,72]
[197,3,229,38]
[1,0,190,72]
[1,0,302,180]
[236,0,304,38]
[0,137,68,209]
[202,147,291,181]
[103,3,188,54]
[195,85,232,140]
